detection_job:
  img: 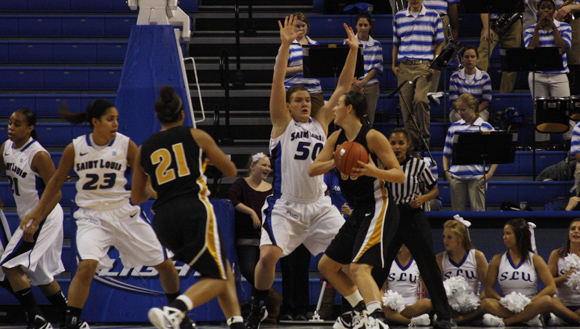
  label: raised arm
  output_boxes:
[271,15,303,136]
[315,24,360,127]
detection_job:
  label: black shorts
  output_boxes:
[153,198,228,280]
[324,196,399,268]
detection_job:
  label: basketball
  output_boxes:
[334,141,369,176]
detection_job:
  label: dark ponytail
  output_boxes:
[155,86,184,123]
[59,99,115,128]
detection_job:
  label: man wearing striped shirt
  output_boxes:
[393,0,444,151]
[524,0,572,143]
[423,0,461,92]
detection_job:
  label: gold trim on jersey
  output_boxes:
[197,159,227,280]
[354,181,389,264]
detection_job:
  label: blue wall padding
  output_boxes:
[116,25,191,146]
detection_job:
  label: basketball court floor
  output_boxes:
[0,325,568,329]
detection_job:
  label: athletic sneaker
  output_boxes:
[29,315,53,329]
[180,315,197,329]
[409,314,431,327]
[548,313,566,326]
[244,301,268,329]
[65,317,89,329]
[334,310,355,329]
[148,306,185,329]
[483,314,505,327]
[526,314,543,327]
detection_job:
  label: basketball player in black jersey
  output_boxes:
[131,86,245,329]
[309,90,404,329]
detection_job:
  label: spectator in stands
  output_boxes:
[423,0,460,92]
[477,10,523,94]
[564,196,580,210]
[443,93,498,212]
[525,0,580,66]
[284,12,324,116]
[436,217,488,324]
[21,99,191,329]
[448,46,492,123]
[0,109,68,329]
[392,0,444,150]
[524,0,572,145]
[227,153,282,323]
[547,218,580,325]
[480,218,555,327]
[352,12,383,125]
[381,244,432,326]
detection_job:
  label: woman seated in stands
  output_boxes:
[547,218,580,325]
[480,218,555,327]
[448,46,492,124]
[442,93,497,212]
[436,217,488,324]
[381,244,432,326]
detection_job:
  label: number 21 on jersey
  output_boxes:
[151,143,190,185]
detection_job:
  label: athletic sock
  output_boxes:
[169,295,193,312]
[14,287,42,318]
[66,306,83,327]
[344,290,364,309]
[46,290,68,322]
[166,291,180,303]
[227,315,244,326]
[253,288,269,306]
[366,301,382,314]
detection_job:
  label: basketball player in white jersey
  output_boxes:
[437,218,488,324]
[20,100,193,329]
[245,17,364,329]
[0,108,67,329]
[383,245,432,326]
[480,218,555,326]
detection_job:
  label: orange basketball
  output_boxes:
[334,141,369,176]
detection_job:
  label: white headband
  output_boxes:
[453,214,471,240]
[528,222,537,254]
[252,152,266,163]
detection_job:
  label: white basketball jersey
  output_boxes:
[387,257,420,305]
[270,118,327,202]
[556,256,580,306]
[442,250,481,294]
[498,252,537,298]
[73,133,130,210]
[3,138,59,219]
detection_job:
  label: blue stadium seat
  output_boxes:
[0,95,36,114]
[9,41,53,63]
[62,15,106,37]
[97,42,128,63]
[35,95,82,117]
[0,42,8,63]
[34,123,73,146]
[89,68,123,90]
[28,0,70,12]
[53,41,98,63]
[0,68,45,90]
[373,122,447,147]
[105,16,138,37]
[18,15,63,37]
[80,95,116,109]
[70,0,114,12]
[309,15,355,37]
[0,16,20,37]
[0,1,27,12]
[44,68,90,90]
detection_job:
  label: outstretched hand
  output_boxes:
[343,23,359,50]
[278,15,302,46]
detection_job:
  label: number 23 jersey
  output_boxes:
[73,133,130,209]
[270,118,326,202]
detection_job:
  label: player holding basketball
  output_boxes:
[245,16,365,329]
[309,90,405,329]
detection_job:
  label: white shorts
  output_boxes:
[261,195,344,257]
[0,205,65,286]
[74,203,166,269]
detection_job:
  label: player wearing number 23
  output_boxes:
[21,99,182,329]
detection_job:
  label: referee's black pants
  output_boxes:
[372,203,451,320]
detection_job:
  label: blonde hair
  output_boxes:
[444,219,474,251]
[457,93,479,116]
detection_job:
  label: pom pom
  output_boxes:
[565,271,580,291]
[382,290,406,313]
[444,276,480,313]
[563,253,580,272]
[443,276,469,297]
[499,291,531,313]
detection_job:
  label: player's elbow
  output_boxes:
[395,171,405,184]
[223,165,237,178]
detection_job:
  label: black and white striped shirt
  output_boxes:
[387,156,437,205]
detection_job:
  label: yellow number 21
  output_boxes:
[151,143,191,185]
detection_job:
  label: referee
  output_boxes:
[372,127,452,329]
